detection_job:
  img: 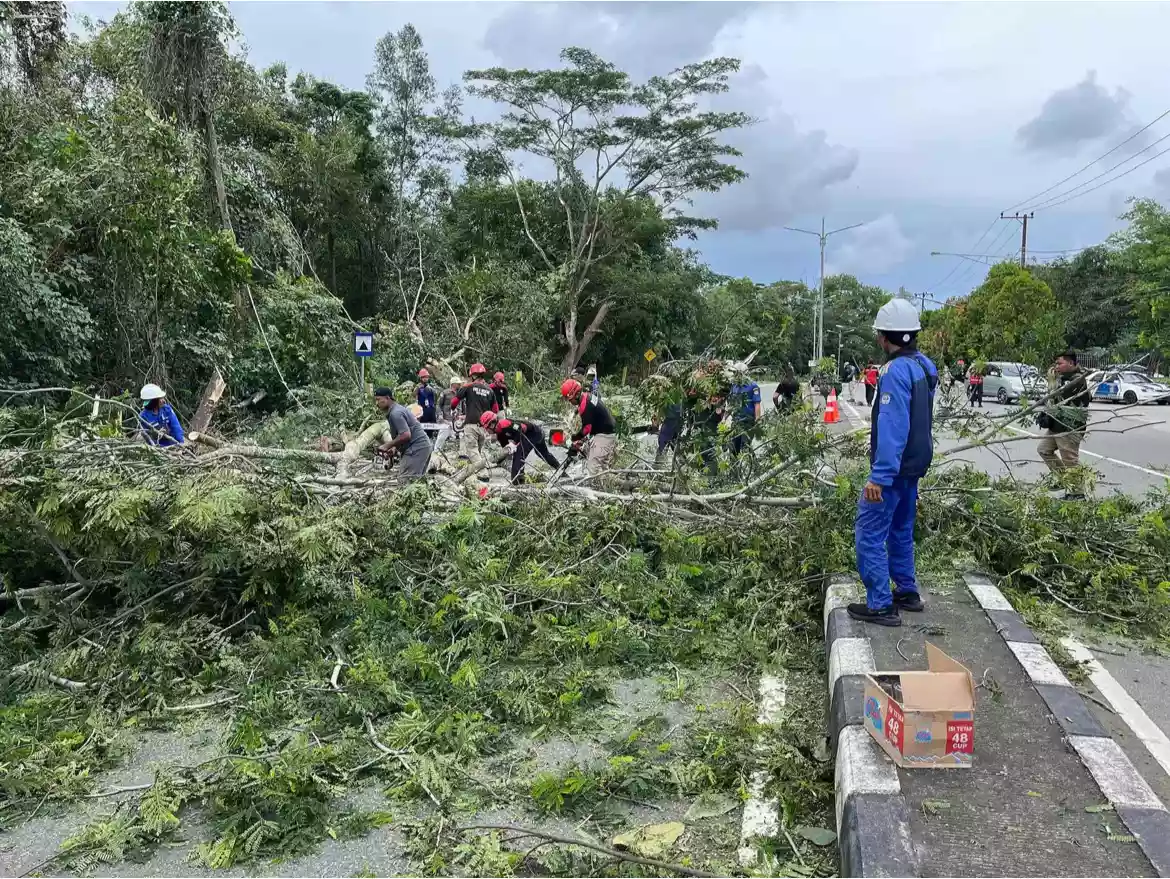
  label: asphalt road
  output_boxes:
[831,381,1170,497]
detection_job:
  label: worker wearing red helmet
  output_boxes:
[415,368,437,425]
[560,378,617,475]
[480,410,559,484]
[455,363,498,465]
[490,371,510,412]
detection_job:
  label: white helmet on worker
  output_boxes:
[872,299,921,339]
[139,383,166,401]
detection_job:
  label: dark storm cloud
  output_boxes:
[1017,71,1133,154]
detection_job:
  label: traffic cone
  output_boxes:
[823,388,840,424]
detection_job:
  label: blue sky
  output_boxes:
[72,1,1170,304]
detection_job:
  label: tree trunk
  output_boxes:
[190,368,226,434]
[558,301,611,375]
[328,229,337,292]
[203,107,232,234]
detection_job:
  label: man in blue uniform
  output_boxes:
[728,362,762,457]
[138,383,185,447]
[416,368,437,424]
[849,299,937,627]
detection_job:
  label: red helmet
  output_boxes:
[494,371,505,383]
[479,411,497,429]
[417,367,430,379]
[560,378,582,399]
[469,363,486,376]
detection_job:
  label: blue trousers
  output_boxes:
[855,477,920,610]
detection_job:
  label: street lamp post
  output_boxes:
[784,218,865,365]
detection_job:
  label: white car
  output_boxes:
[1088,370,1170,405]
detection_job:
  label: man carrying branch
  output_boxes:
[1037,350,1091,499]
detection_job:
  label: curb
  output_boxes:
[962,572,1170,877]
[823,576,920,877]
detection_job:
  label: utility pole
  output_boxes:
[783,218,865,365]
[1000,212,1034,267]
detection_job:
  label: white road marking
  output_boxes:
[1004,425,1168,480]
[835,725,900,833]
[829,637,875,694]
[1062,636,1170,781]
[739,674,788,866]
[962,574,1014,612]
[1006,640,1071,687]
[840,396,868,427]
[1069,735,1167,810]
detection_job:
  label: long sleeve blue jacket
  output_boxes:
[139,402,185,447]
[868,349,937,485]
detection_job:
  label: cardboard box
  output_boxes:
[862,642,976,768]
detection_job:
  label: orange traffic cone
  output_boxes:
[823,388,840,424]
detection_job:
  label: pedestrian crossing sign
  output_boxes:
[644,349,656,362]
[354,332,374,357]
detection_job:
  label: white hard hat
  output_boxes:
[872,298,921,333]
[139,383,166,401]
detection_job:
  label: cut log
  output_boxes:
[336,421,391,479]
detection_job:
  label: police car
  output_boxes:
[1087,369,1170,405]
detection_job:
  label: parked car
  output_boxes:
[1087,369,1170,405]
[982,362,1045,403]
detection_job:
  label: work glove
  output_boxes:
[505,442,519,454]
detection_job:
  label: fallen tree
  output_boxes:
[4,386,1170,875]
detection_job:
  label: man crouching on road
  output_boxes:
[374,387,432,481]
[849,299,938,627]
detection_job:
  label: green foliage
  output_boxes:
[1110,198,1170,359]
[231,274,354,402]
[0,217,93,388]
[922,262,1064,366]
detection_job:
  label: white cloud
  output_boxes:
[826,215,913,276]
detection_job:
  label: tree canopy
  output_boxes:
[4,3,1170,408]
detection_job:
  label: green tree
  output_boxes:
[1110,198,1170,358]
[1034,245,1134,352]
[134,1,236,234]
[922,262,1064,366]
[366,24,460,334]
[462,48,753,372]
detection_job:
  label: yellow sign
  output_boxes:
[644,349,656,362]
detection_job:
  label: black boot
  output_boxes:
[847,602,902,627]
[893,591,925,612]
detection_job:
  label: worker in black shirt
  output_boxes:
[480,411,559,483]
[491,371,510,412]
[560,378,617,475]
[455,363,498,464]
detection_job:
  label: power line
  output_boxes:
[1035,142,1170,212]
[924,216,1000,291]
[1003,106,1170,213]
[936,222,1019,294]
[1023,129,1170,212]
